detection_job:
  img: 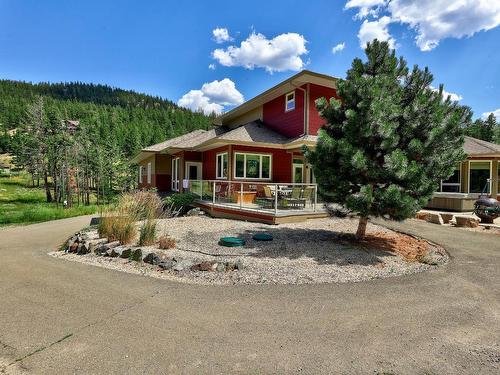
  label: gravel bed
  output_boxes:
[50,216,448,285]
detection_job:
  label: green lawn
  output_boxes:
[0,173,98,226]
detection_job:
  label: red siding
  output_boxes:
[263,87,305,138]
[202,146,229,180]
[308,84,338,135]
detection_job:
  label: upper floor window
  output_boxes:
[216,152,228,179]
[285,91,295,112]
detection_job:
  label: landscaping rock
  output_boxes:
[143,252,161,265]
[88,238,108,253]
[77,242,90,255]
[119,248,132,259]
[173,259,194,272]
[191,261,216,272]
[105,248,122,257]
[130,248,143,262]
[426,213,443,225]
[94,241,120,256]
[455,216,480,228]
[216,263,225,272]
[440,213,454,224]
[235,260,244,271]
[415,212,429,221]
[158,260,175,270]
[186,208,204,216]
[68,241,79,253]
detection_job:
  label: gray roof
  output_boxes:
[464,136,500,155]
[142,129,209,152]
[214,121,290,144]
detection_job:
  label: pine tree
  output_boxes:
[305,40,472,238]
[482,113,496,142]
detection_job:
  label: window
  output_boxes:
[147,162,152,184]
[234,153,271,179]
[285,91,295,111]
[171,158,180,191]
[469,161,491,194]
[440,165,461,192]
[216,153,228,179]
[139,166,143,183]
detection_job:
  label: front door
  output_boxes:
[293,163,304,184]
[185,162,202,180]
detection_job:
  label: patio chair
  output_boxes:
[256,185,275,209]
[281,187,306,209]
[302,186,315,207]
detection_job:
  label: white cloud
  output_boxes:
[177,78,244,115]
[212,27,233,44]
[358,16,396,49]
[212,31,308,73]
[345,0,387,19]
[208,64,216,70]
[332,42,346,54]
[346,0,500,51]
[430,86,463,102]
[482,108,500,119]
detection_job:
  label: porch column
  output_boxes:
[492,160,499,198]
[461,161,469,193]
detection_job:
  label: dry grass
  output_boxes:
[158,235,176,249]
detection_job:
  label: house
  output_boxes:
[132,70,500,221]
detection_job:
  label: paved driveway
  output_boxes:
[0,216,499,374]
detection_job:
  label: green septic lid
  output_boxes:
[219,237,246,247]
[253,233,273,241]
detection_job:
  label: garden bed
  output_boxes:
[50,216,448,285]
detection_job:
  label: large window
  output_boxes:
[234,153,271,180]
[285,91,295,111]
[469,161,491,194]
[216,153,228,179]
[440,165,461,192]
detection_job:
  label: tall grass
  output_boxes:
[98,191,163,245]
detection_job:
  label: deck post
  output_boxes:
[240,183,243,209]
[212,181,216,204]
[314,184,317,212]
[274,183,278,215]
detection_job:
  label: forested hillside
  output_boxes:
[0,79,214,156]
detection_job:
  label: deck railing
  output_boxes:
[186,180,318,215]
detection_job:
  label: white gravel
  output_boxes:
[50,216,447,285]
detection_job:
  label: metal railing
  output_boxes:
[186,180,318,215]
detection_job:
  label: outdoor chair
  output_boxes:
[302,186,314,208]
[256,185,276,209]
[281,187,306,209]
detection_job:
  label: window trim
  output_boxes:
[147,162,152,184]
[285,91,295,112]
[216,152,228,180]
[171,157,180,192]
[440,164,461,193]
[233,152,272,180]
[468,160,492,194]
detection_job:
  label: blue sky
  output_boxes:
[1,0,499,119]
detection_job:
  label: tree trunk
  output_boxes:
[44,172,52,203]
[356,216,368,239]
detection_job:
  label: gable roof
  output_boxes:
[464,136,500,156]
[215,70,337,126]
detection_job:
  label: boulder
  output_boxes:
[440,213,454,224]
[130,248,143,262]
[105,247,122,257]
[235,260,244,271]
[173,259,194,272]
[68,241,79,253]
[158,260,175,270]
[88,238,108,253]
[191,261,216,272]
[94,241,120,256]
[143,252,161,265]
[186,208,204,216]
[426,213,443,225]
[415,212,429,221]
[77,242,90,255]
[119,248,132,259]
[455,216,480,228]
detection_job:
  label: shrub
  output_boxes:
[119,191,163,220]
[139,219,157,246]
[164,192,197,214]
[158,235,176,249]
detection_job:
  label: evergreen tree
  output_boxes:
[482,113,496,142]
[305,40,471,238]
